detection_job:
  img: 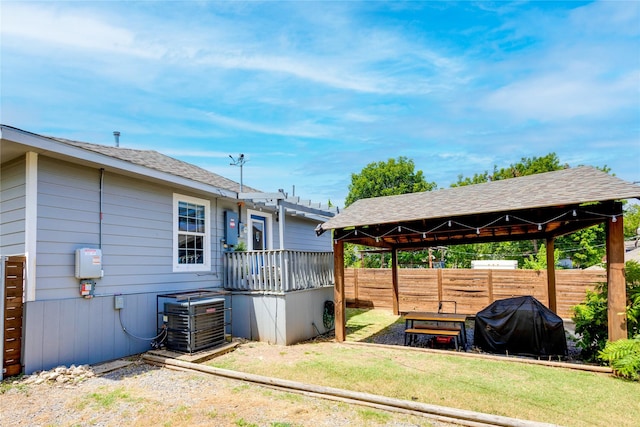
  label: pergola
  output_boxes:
[318,167,640,342]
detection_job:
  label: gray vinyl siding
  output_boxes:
[35,157,225,300]
[0,157,26,255]
[284,215,332,252]
[21,155,235,372]
[23,292,158,373]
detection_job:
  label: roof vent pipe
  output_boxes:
[113,131,120,147]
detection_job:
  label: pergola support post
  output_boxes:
[333,239,346,342]
[546,237,557,313]
[391,249,399,316]
[606,215,627,341]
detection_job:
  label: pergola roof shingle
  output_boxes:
[321,166,640,231]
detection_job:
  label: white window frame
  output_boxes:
[246,209,274,251]
[173,193,211,272]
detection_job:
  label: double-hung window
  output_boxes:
[173,194,210,272]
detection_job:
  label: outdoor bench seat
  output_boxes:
[413,324,461,332]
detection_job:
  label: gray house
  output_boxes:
[0,125,336,376]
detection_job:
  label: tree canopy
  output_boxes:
[345,156,436,207]
[451,153,567,187]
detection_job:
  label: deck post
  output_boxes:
[391,248,399,315]
[546,237,557,313]
[607,213,627,341]
[333,239,346,342]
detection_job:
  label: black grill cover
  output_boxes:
[473,296,567,356]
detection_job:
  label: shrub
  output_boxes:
[572,260,640,363]
[599,336,640,381]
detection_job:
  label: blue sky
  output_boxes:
[2,1,639,207]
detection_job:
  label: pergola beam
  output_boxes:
[333,239,346,342]
[607,214,627,341]
[546,237,557,313]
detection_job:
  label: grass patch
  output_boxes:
[208,308,640,427]
[79,387,136,410]
[357,408,392,424]
[235,418,258,427]
[345,308,402,342]
[0,377,28,395]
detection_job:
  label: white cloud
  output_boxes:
[204,111,335,139]
[2,2,462,96]
[1,3,163,59]
[476,1,639,123]
[483,70,638,121]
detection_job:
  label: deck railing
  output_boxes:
[223,250,334,293]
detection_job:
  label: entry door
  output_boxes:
[250,214,267,251]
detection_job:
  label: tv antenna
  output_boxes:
[229,154,246,192]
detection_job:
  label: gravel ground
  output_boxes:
[0,318,582,427]
[1,357,454,427]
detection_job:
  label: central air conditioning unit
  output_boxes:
[161,295,227,353]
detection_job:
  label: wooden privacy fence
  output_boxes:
[345,268,607,319]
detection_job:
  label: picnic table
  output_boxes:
[404,311,469,350]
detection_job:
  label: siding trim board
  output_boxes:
[25,152,38,302]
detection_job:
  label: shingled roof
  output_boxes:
[321,166,640,232]
[50,137,258,194]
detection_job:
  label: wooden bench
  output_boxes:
[404,327,461,350]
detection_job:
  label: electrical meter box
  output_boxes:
[75,248,103,279]
[224,210,238,247]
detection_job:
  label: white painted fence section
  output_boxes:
[224,250,334,293]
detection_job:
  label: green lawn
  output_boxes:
[209,308,639,426]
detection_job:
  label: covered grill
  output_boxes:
[473,296,567,357]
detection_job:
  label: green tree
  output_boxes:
[522,243,561,270]
[452,153,566,187]
[555,225,606,269]
[624,203,640,239]
[344,157,435,268]
[345,157,436,207]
